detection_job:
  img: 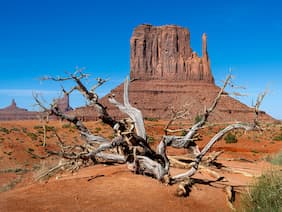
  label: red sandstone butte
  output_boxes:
[130,24,214,82]
[0,94,72,121]
[70,24,274,123]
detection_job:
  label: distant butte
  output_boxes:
[0,94,72,121]
[71,24,274,123]
[0,99,38,120]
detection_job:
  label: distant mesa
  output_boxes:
[0,99,38,120]
[0,94,72,121]
[70,24,274,123]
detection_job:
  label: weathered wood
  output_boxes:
[109,77,146,140]
[35,70,267,199]
[171,123,255,183]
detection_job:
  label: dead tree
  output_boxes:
[35,69,265,197]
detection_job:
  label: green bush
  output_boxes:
[270,151,282,166]
[10,127,20,132]
[94,127,102,133]
[33,125,42,130]
[62,123,71,128]
[240,170,282,212]
[46,125,56,132]
[144,117,159,122]
[194,114,202,124]
[224,133,238,144]
[27,132,38,141]
[0,127,9,134]
[147,136,155,143]
[273,133,282,141]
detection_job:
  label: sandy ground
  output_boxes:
[0,120,281,211]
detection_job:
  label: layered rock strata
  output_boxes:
[130,24,214,82]
[0,99,39,120]
[70,24,274,123]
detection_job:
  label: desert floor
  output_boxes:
[0,120,281,211]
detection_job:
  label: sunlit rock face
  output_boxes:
[130,24,214,83]
[69,24,274,123]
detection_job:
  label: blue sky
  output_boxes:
[0,0,281,119]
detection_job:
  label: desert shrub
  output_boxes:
[0,167,28,174]
[147,136,155,143]
[224,133,237,144]
[240,170,282,212]
[0,127,9,134]
[34,125,55,133]
[27,148,34,152]
[181,130,187,136]
[27,132,38,141]
[3,151,12,156]
[21,127,27,133]
[270,151,282,166]
[46,125,55,131]
[194,114,202,124]
[251,149,259,154]
[272,133,282,141]
[62,123,71,128]
[145,117,159,122]
[0,177,22,192]
[33,125,42,130]
[94,127,102,133]
[10,127,20,132]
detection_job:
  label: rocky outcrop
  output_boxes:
[70,24,274,123]
[54,93,72,112]
[0,99,39,120]
[0,94,72,121]
[130,24,214,83]
[70,80,274,123]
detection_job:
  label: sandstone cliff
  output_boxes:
[69,24,274,123]
[130,24,214,83]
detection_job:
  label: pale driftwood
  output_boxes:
[35,70,267,198]
[168,156,193,169]
[224,185,236,211]
[134,155,167,180]
[108,77,146,140]
[184,75,232,141]
[164,104,191,135]
[95,153,126,163]
[85,136,124,159]
[168,150,224,165]
[171,123,255,183]
[35,160,71,181]
[253,89,268,128]
[221,167,255,177]
[159,136,200,155]
[160,75,233,158]
[41,69,118,128]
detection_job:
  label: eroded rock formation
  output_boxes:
[0,94,72,121]
[130,24,214,83]
[54,93,72,112]
[70,24,273,123]
[0,99,39,120]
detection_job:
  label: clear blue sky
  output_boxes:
[0,0,281,119]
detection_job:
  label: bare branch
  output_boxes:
[164,104,190,135]
[253,88,268,127]
[171,123,254,183]
[183,74,232,141]
[109,77,146,140]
